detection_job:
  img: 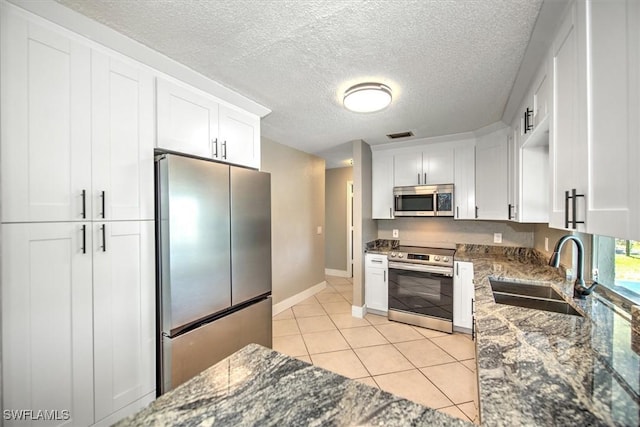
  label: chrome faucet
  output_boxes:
[549,235,598,299]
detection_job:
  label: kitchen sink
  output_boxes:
[489,278,583,317]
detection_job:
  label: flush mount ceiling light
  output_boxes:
[343,83,392,113]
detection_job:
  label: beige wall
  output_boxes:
[261,137,326,304]
[325,167,353,271]
[377,218,535,248]
[353,140,377,308]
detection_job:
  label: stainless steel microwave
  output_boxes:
[393,184,454,217]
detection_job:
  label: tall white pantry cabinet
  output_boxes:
[1,5,155,426]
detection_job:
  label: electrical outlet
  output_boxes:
[392,229,399,238]
[493,233,502,244]
[316,226,322,235]
[545,237,549,252]
[592,268,599,281]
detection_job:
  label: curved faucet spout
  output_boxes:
[548,235,596,299]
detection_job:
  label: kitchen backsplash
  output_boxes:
[377,217,535,248]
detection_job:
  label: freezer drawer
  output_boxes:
[160,297,272,394]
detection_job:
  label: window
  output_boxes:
[593,236,640,305]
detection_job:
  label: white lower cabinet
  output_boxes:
[365,254,388,313]
[453,261,474,333]
[1,221,155,426]
[93,221,155,424]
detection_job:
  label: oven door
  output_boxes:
[387,262,454,332]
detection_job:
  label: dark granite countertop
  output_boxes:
[116,343,470,426]
[364,239,399,254]
[455,245,640,426]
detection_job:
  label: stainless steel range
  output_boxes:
[387,246,455,333]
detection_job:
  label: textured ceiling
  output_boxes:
[57,0,543,166]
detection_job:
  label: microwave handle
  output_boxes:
[433,191,438,216]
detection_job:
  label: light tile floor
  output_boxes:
[272,275,480,424]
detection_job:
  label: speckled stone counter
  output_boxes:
[116,343,469,426]
[456,245,640,426]
[365,239,399,254]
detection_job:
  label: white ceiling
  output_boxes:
[56,0,544,167]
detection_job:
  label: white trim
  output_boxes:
[324,268,349,278]
[272,281,327,316]
[351,305,367,319]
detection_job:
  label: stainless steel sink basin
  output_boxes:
[489,278,583,317]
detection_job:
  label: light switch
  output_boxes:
[392,229,399,238]
[317,226,322,235]
[493,233,502,244]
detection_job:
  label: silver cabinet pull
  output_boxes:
[212,138,219,157]
[101,224,106,252]
[372,259,383,264]
[222,140,228,159]
[100,191,106,218]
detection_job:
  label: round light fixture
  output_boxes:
[343,83,392,113]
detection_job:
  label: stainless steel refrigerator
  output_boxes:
[155,153,272,394]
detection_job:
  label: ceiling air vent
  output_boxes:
[386,131,414,139]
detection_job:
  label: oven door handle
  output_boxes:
[388,262,453,277]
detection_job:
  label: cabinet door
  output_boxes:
[475,129,509,220]
[92,52,155,221]
[365,255,388,313]
[453,261,474,331]
[93,221,155,421]
[453,145,476,220]
[1,10,91,222]
[2,222,94,427]
[533,64,549,127]
[586,0,635,239]
[156,78,219,159]
[372,152,394,219]
[424,147,454,184]
[507,121,520,221]
[393,151,422,186]
[550,2,588,231]
[219,105,261,169]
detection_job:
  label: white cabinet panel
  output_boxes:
[93,221,155,422]
[1,10,91,223]
[365,254,388,313]
[2,222,94,427]
[393,151,422,186]
[453,261,474,331]
[219,105,260,168]
[454,145,476,220]
[156,78,219,159]
[372,153,394,219]
[424,147,454,184]
[475,128,509,220]
[92,52,155,221]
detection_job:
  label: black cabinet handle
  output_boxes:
[383,270,386,282]
[100,191,106,219]
[508,203,512,220]
[417,173,420,185]
[475,206,479,219]
[81,225,86,254]
[212,138,218,157]
[524,107,533,134]
[564,190,570,228]
[456,206,459,219]
[81,189,86,219]
[222,140,227,159]
[571,188,585,229]
[389,207,392,218]
[424,173,427,184]
[101,224,106,252]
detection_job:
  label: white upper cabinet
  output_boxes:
[1,9,91,223]
[454,145,476,220]
[156,78,220,159]
[393,146,454,186]
[372,152,395,219]
[475,127,509,220]
[550,2,588,232]
[219,105,261,169]
[507,120,520,221]
[156,78,261,169]
[549,0,637,238]
[92,52,155,221]
[0,8,155,223]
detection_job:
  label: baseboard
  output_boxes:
[366,308,388,317]
[272,281,327,316]
[351,304,366,319]
[324,268,350,278]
